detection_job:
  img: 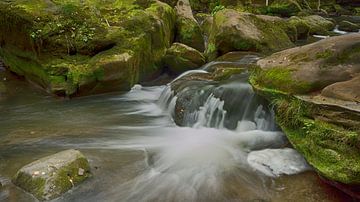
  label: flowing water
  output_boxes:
[0,56,353,202]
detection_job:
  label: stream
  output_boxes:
[0,54,353,202]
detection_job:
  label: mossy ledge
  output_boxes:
[250,73,360,185]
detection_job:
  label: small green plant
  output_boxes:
[211,5,225,16]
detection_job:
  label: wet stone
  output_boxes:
[12,149,91,201]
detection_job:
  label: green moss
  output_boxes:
[251,66,312,94]
[316,49,333,59]
[13,172,46,200]
[274,97,360,184]
[263,3,300,17]
[0,0,176,96]
[53,157,90,196]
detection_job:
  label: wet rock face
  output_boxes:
[13,149,90,201]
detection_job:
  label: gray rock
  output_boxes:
[13,149,90,201]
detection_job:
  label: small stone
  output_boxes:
[41,172,46,175]
[78,168,84,176]
[33,171,40,176]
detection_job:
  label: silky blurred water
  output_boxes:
[0,66,351,202]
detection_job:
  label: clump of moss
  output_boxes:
[251,66,312,94]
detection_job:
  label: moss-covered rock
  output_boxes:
[13,149,90,201]
[254,33,360,94]
[175,0,204,51]
[206,9,294,59]
[162,42,205,74]
[0,0,176,96]
[338,20,360,32]
[250,33,360,185]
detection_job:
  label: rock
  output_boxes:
[0,0,175,96]
[321,76,360,103]
[175,0,204,51]
[301,15,335,35]
[206,9,294,59]
[288,15,335,40]
[254,33,360,94]
[247,148,311,177]
[162,43,206,74]
[13,149,90,201]
[339,20,360,32]
[250,33,360,185]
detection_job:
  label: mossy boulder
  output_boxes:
[0,0,176,96]
[206,9,294,59]
[13,149,90,201]
[287,15,336,40]
[339,20,360,32]
[162,42,205,74]
[175,0,204,51]
[250,33,360,185]
[301,15,335,35]
[254,33,360,94]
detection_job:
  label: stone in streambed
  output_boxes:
[247,148,311,177]
[338,20,360,32]
[13,149,90,201]
[162,43,205,74]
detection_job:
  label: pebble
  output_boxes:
[78,168,84,176]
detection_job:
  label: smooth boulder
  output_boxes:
[162,42,206,74]
[254,33,360,94]
[13,149,90,201]
[206,9,294,59]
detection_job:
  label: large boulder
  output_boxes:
[13,149,90,201]
[250,34,360,184]
[0,0,175,96]
[254,33,360,94]
[175,0,204,51]
[206,9,295,59]
[162,42,205,74]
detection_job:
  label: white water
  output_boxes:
[84,73,309,201]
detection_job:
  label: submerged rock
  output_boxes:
[13,149,90,201]
[162,42,206,74]
[250,33,360,184]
